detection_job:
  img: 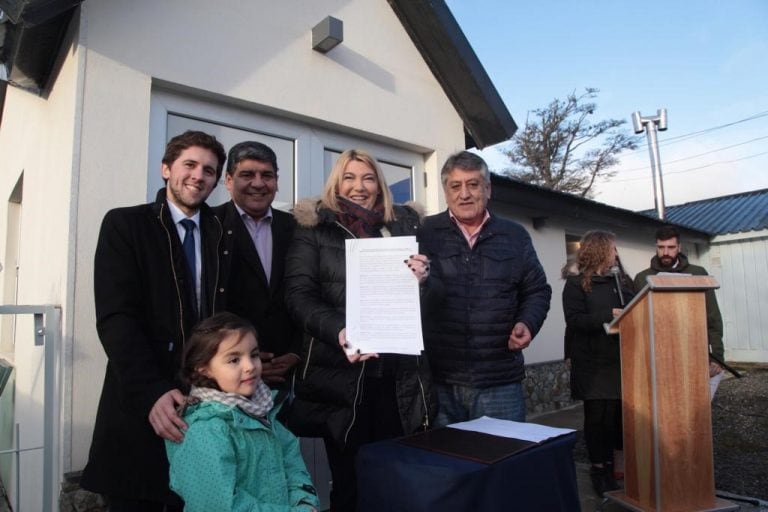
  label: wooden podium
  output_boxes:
[604,275,736,512]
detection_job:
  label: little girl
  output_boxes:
[166,312,319,512]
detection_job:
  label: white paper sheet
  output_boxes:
[345,236,424,355]
[448,415,575,443]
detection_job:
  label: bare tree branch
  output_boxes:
[502,88,640,197]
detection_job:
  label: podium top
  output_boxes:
[644,274,719,291]
[604,274,719,334]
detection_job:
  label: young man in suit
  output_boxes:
[82,130,227,511]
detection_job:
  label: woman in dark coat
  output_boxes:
[283,149,437,512]
[562,230,634,497]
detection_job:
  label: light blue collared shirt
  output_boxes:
[167,201,201,306]
[235,204,273,284]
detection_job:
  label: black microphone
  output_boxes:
[609,265,625,306]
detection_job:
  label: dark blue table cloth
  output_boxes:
[357,431,580,512]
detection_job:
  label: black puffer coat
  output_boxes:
[281,199,437,446]
[562,273,634,400]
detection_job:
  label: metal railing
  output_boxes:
[0,305,61,512]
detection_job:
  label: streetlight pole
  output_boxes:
[632,109,668,220]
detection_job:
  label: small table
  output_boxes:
[357,431,580,511]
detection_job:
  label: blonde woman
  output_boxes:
[283,149,438,512]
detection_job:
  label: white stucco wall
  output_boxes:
[489,200,666,365]
[79,0,463,213]
[83,0,461,151]
[65,0,466,471]
[520,220,567,364]
[71,52,154,472]
[0,27,81,511]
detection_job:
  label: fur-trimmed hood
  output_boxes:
[291,198,324,228]
[561,260,580,278]
[291,197,424,229]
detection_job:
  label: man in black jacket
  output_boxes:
[81,131,226,511]
[214,141,300,386]
[420,151,551,425]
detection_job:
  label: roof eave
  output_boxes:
[0,0,83,95]
[489,174,713,244]
[387,0,517,149]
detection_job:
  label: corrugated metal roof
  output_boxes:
[640,189,768,235]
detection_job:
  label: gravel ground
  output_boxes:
[712,365,768,501]
[572,364,768,503]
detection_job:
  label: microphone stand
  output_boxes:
[709,352,742,379]
[610,266,625,307]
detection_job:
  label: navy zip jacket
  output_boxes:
[420,210,551,387]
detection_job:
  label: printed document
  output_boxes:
[345,236,423,355]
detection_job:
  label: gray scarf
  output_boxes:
[185,381,274,421]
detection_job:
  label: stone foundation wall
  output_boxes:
[524,359,577,414]
[60,472,105,512]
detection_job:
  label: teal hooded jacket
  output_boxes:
[166,398,319,512]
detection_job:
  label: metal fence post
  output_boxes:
[0,304,61,512]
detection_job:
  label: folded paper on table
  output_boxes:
[399,416,575,464]
[448,415,575,443]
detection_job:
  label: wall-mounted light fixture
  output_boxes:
[312,16,343,53]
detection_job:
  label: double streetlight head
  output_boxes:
[632,109,668,134]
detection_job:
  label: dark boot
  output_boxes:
[589,465,610,497]
[604,462,621,490]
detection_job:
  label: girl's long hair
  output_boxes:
[180,312,258,392]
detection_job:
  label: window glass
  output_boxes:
[564,233,581,269]
[166,115,295,211]
[323,149,414,203]
[149,89,424,210]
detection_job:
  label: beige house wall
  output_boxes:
[0,25,82,510]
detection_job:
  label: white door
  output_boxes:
[149,89,424,208]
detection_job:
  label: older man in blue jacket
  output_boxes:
[420,151,551,425]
